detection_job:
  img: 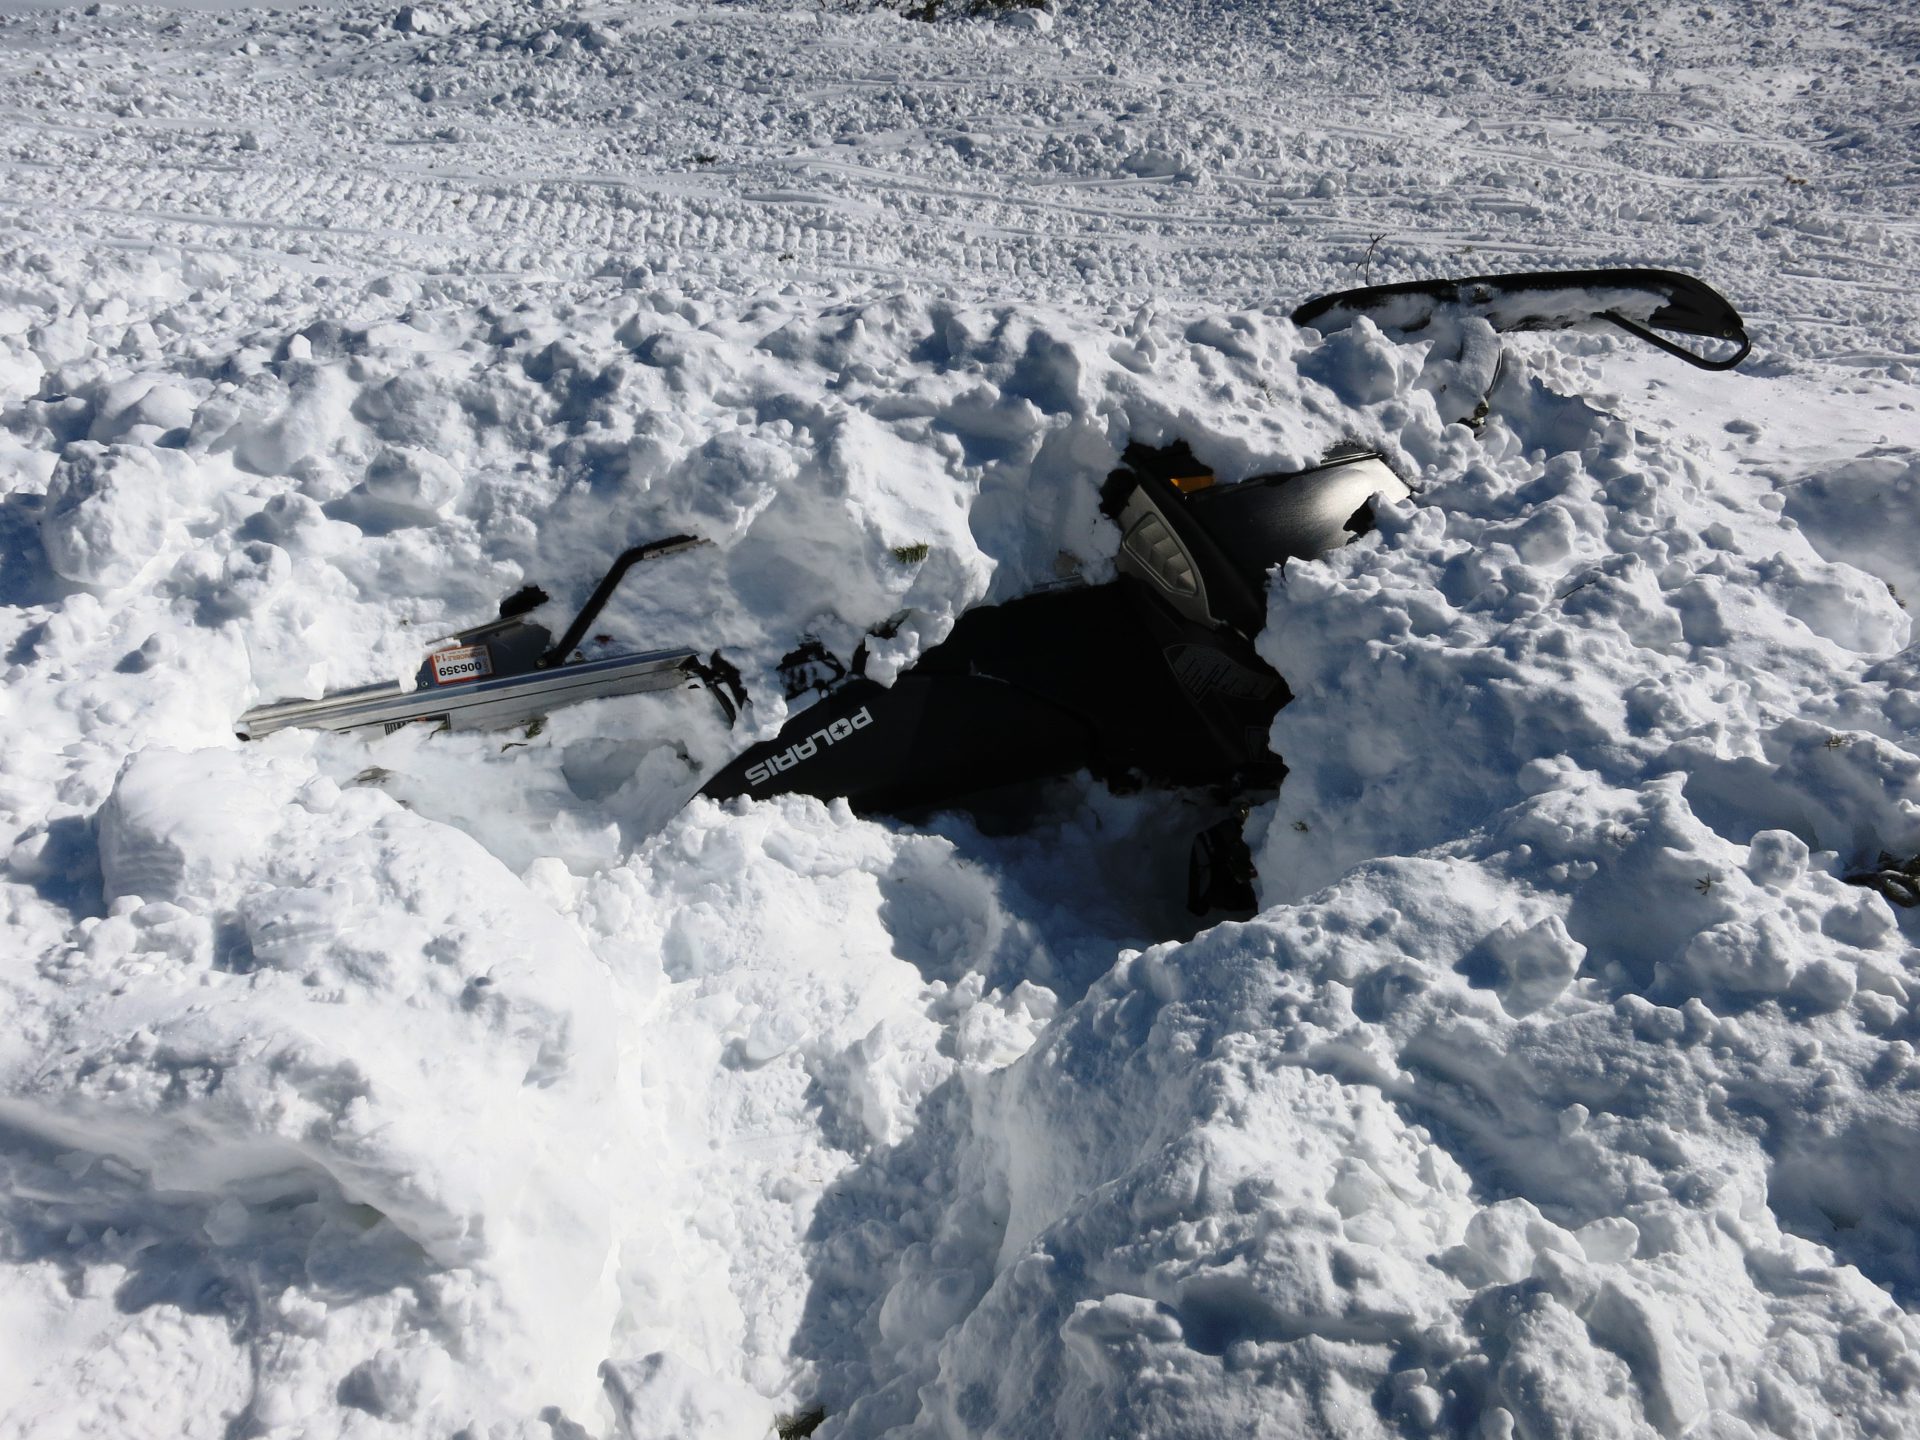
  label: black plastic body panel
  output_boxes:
[700,579,1288,815]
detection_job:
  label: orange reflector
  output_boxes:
[1170,472,1216,493]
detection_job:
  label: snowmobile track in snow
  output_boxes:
[2,0,1916,354]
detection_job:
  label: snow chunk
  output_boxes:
[1001,8,1054,35]
[360,444,464,517]
[86,379,196,445]
[1298,315,1414,407]
[40,442,199,587]
[1480,913,1586,1017]
[97,749,288,905]
[1782,449,1920,607]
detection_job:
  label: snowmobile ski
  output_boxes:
[234,646,705,740]
[236,535,718,739]
[1291,266,1751,371]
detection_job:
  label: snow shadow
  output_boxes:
[771,782,1280,1426]
[785,791,1252,1432]
[785,1068,991,1435]
[6,812,104,921]
[0,490,76,613]
[0,1114,436,1343]
[879,779,1234,1004]
[1762,1116,1920,1308]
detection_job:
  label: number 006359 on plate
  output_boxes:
[430,645,494,685]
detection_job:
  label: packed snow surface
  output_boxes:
[4,0,1920,1436]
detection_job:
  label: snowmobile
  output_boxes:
[237,268,1751,912]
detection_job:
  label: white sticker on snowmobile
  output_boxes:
[744,706,873,787]
[430,644,493,685]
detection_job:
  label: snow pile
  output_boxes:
[767,332,1920,1438]
[0,256,1375,1435]
[8,744,622,1430]
[5,258,1920,1440]
[869,783,1920,1435]
[1259,349,1918,906]
[3,0,1920,1437]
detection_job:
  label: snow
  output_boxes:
[3,0,1920,1437]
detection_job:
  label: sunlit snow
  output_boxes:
[2,0,1919,1437]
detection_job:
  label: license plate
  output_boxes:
[429,644,493,685]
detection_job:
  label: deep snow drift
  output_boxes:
[3,0,1920,1437]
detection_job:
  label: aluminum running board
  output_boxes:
[236,647,702,740]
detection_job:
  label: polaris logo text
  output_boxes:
[745,706,873,787]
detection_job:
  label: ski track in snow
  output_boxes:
[2,0,1920,1437]
[1,0,1917,356]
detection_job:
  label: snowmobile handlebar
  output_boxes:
[540,534,710,668]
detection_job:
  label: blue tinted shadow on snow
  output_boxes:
[13,812,105,922]
[6,618,47,666]
[1176,1271,1416,1356]
[1752,1112,1920,1308]
[520,343,622,434]
[0,490,82,612]
[0,1115,436,1434]
[548,437,631,499]
[1350,960,1428,1024]
[320,491,441,537]
[1451,937,1507,997]
[210,914,261,974]
[875,778,1229,1005]
[788,1068,992,1434]
[1681,757,1828,856]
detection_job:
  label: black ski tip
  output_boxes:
[1292,267,1750,371]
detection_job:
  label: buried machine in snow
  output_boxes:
[237,268,1753,911]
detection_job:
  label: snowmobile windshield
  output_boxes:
[1181,454,1409,589]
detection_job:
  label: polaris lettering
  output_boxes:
[745,706,872,787]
